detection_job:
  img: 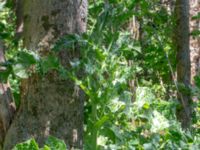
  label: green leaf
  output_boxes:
[41,145,51,150]
[191,30,200,37]
[12,139,39,150]
[0,62,12,82]
[0,1,6,11]
[194,76,200,88]
[53,34,81,52]
[45,136,67,150]
[40,55,60,74]
[17,51,38,66]
[13,64,28,78]
[102,127,116,143]
[143,143,153,150]
[192,12,200,20]
[132,46,141,53]
[94,115,109,129]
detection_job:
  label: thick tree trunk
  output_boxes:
[3,0,87,149]
[175,0,191,128]
[0,40,15,149]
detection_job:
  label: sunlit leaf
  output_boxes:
[13,139,39,150]
[45,136,67,150]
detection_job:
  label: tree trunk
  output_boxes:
[190,0,200,85]
[15,0,24,40]
[127,14,140,102]
[175,0,191,128]
[0,40,15,149]
[3,0,88,149]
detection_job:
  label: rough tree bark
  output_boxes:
[175,0,191,128]
[0,40,15,150]
[3,0,88,149]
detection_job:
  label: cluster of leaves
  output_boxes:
[0,0,199,149]
[58,0,198,149]
[13,136,67,150]
[78,0,199,149]
[191,12,200,37]
[0,0,20,106]
[0,0,15,44]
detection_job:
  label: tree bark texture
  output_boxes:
[127,13,140,102]
[0,41,15,149]
[175,0,191,128]
[190,0,200,84]
[3,0,88,149]
[15,0,24,39]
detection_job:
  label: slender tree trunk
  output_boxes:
[190,0,200,85]
[15,0,24,40]
[175,0,191,128]
[0,40,15,149]
[128,15,140,102]
[3,0,88,149]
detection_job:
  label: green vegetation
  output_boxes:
[13,137,67,150]
[0,0,199,149]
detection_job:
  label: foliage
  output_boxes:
[12,137,67,150]
[0,0,199,150]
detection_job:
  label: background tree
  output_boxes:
[3,0,88,149]
[190,0,200,84]
[175,0,191,128]
[0,39,15,149]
